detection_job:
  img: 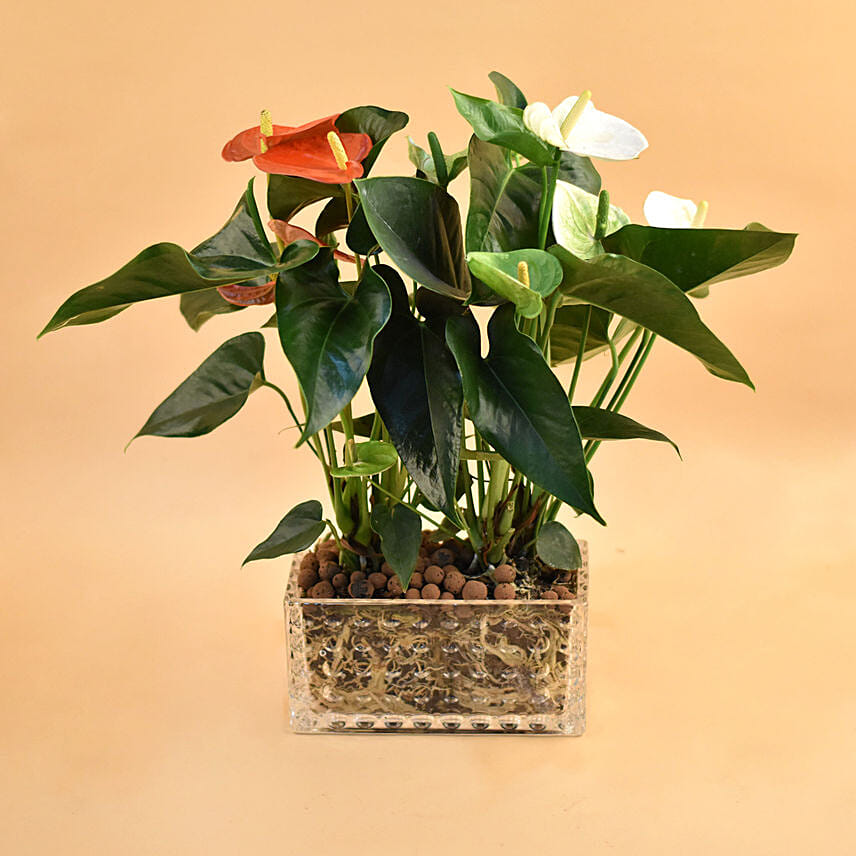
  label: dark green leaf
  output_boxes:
[314,196,349,236]
[356,176,471,300]
[336,105,409,174]
[572,406,680,456]
[466,137,542,254]
[549,246,753,388]
[330,440,398,477]
[368,268,463,514]
[557,151,601,196]
[345,203,378,255]
[130,332,265,443]
[488,70,527,108]
[450,89,555,166]
[242,500,326,565]
[370,503,422,588]
[549,305,613,365]
[446,306,603,523]
[179,287,245,331]
[536,521,581,571]
[407,137,468,185]
[601,223,796,295]
[275,251,391,442]
[267,175,343,223]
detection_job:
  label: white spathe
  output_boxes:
[552,181,630,259]
[643,191,707,227]
[523,96,648,161]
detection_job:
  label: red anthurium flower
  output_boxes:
[268,220,355,264]
[222,114,372,184]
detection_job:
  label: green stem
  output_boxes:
[589,327,642,410]
[367,479,444,528]
[567,305,591,403]
[343,183,363,278]
[536,153,561,250]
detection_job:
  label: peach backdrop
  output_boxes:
[2,0,854,852]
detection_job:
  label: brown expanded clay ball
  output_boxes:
[443,569,466,595]
[387,577,404,597]
[541,589,560,600]
[424,565,445,585]
[308,581,335,599]
[414,555,429,573]
[430,547,456,567]
[421,583,441,599]
[380,562,395,577]
[493,583,516,600]
[462,579,488,600]
[440,591,455,600]
[349,570,366,583]
[368,572,387,592]
[297,564,319,590]
[300,552,319,572]
[405,588,421,599]
[409,572,424,589]
[552,585,573,600]
[493,564,516,583]
[318,561,340,581]
[331,573,348,592]
[348,578,375,598]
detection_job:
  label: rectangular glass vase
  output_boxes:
[284,543,588,735]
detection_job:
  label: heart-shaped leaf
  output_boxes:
[129,332,265,444]
[572,406,680,456]
[367,267,463,514]
[336,105,409,174]
[536,521,582,571]
[488,70,527,109]
[466,248,563,317]
[550,246,753,388]
[275,251,391,442]
[601,222,797,295]
[356,176,471,300]
[371,503,422,588]
[446,306,603,523]
[242,500,326,565]
[450,89,555,166]
[330,440,398,477]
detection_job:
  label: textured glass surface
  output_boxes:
[285,543,588,734]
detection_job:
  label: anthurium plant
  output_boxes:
[41,72,795,595]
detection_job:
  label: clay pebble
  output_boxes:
[443,569,466,594]
[421,583,441,599]
[462,579,488,600]
[493,564,516,583]
[424,565,445,585]
[494,583,516,600]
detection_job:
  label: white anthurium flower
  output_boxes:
[643,191,709,227]
[552,181,630,259]
[523,91,648,161]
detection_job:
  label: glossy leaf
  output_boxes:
[450,89,556,166]
[275,252,391,442]
[130,332,265,443]
[446,306,603,523]
[556,150,601,197]
[356,177,471,300]
[601,222,797,295]
[488,70,527,108]
[368,266,463,514]
[267,174,343,222]
[466,255,542,318]
[336,105,409,174]
[536,521,581,571]
[552,181,629,259]
[40,188,317,336]
[407,137,468,185]
[370,503,422,589]
[549,305,613,365]
[550,246,753,387]
[242,500,326,565]
[572,406,680,456]
[330,440,398,477]
[179,286,245,331]
[345,203,378,255]
[465,136,543,254]
[468,248,562,300]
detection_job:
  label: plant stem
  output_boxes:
[536,153,561,250]
[342,183,363,278]
[367,479,444,528]
[567,306,591,403]
[589,326,642,410]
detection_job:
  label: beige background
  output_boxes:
[2,0,854,852]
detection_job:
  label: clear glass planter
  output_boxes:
[284,542,588,735]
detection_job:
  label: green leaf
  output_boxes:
[572,406,680,456]
[466,249,563,318]
[370,503,422,589]
[367,267,463,514]
[129,332,265,444]
[465,137,543,255]
[40,180,318,336]
[556,151,601,197]
[242,500,326,566]
[267,175,342,223]
[275,251,391,442]
[179,287,244,331]
[488,70,527,108]
[336,105,409,174]
[552,181,629,259]
[549,305,613,365]
[356,176,471,300]
[549,246,753,388]
[601,222,797,296]
[345,203,378,255]
[450,89,555,166]
[536,521,581,571]
[446,306,603,523]
[407,137,468,185]
[330,440,398,477]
